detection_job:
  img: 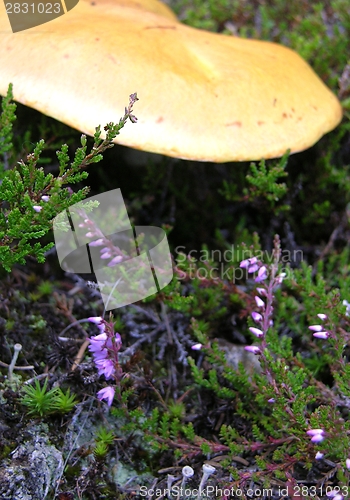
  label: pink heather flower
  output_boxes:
[249,327,264,338]
[107,255,123,267]
[88,332,109,358]
[306,429,324,436]
[251,312,263,323]
[346,458,350,470]
[275,272,286,284]
[256,287,267,296]
[240,257,259,273]
[317,313,327,321]
[95,358,115,379]
[41,195,50,202]
[89,238,105,247]
[88,316,103,324]
[191,343,203,351]
[327,492,343,500]
[97,386,115,406]
[244,345,261,354]
[267,398,275,403]
[240,257,257,268]
[315,451,324,460]
[343,300,350,316]
[311,434,325,443]
[33,205,42,212]
[309,325,323,332]
[307,429,325,443]
[85,231,96,238]
[313,332,329,339]
[248,263,259,273]
[255,296,265,308]
[88,317,106,333]
[255,266,268,283]
[101,251,112,259]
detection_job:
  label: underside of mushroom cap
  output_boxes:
[0,0,343,162]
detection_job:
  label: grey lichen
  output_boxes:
[0,424,63,500]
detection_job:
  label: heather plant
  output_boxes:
[87,316,124,407]
[186,235,350,491]
[220,152,290,214]
[93,426,116,460]
[80,235,350,488]
[0,86,138,272]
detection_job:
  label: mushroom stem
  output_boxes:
[166,474,176,499]
[198,464,216,494]
[8,343,22,380]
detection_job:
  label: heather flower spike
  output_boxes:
[88,318,123,406]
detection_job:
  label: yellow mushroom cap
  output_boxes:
[0,0,343,162]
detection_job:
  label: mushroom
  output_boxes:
[8,343,22,380]
[181,466,194,489]
[198,463,216,492]
[0,0,342,162]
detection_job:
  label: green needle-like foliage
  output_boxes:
[21,378,78,417]
[0,86,138,272]
[21,378,59,417]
